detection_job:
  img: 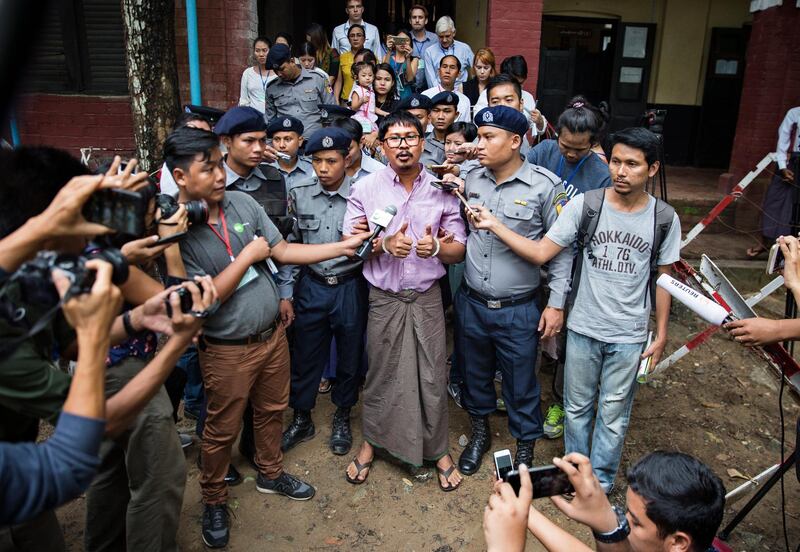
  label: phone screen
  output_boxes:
[529,464,575,499]
[494,452,514,481]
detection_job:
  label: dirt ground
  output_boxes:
[55,280,800,551]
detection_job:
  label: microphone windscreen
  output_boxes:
[656,274,729,326]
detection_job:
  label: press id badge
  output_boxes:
[236,265,259,290]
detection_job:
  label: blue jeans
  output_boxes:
[177,346,203,414]
[563,330,644,491]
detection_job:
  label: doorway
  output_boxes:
[537,16,617,124]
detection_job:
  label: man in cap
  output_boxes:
[445,105,572,474]
[423,91,461,167]
[422,55,472,123]
[264,44,336,139]
[280,128,368,457]
[393,93,442,168]
[266,115,315,192]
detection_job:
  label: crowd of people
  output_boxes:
[8,1,795,551]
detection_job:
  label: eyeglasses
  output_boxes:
[384,134,421,148]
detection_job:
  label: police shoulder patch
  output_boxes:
[532,164,561,186]
[552,191,569,216]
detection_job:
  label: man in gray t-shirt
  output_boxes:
[164,126,366,548]
[466,127,679,492]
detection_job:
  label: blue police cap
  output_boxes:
[214,106,267,136]
[474,105,528,137]
[430,91,459,107]
[318,103,356,125]
[393,93,432,112]
[304,127,352,155]
[266,116,304,137]
[265,43,292,70]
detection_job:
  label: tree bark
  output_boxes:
[121,0,180,172]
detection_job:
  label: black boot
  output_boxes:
[329,407,352,456]
[458,415,491,475]
[281,410,315,452]
[514,439,535,468]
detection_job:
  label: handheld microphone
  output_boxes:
[656,274,732,326]
[355,205,397,260]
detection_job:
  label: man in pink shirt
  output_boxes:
[342,110,467,491]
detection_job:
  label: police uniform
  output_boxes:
[281,128,367,456]
[422,91,459,167]
[455,106,572,473]
[352,153,386,182]
[393,94,441,168]
[266,116,317,192]
[264,45,336,139]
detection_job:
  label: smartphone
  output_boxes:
[493,449,514,481]
[154,231,188,246]
[275,151,292,162]
[393,36,409,47]
[528,464,575,499]
[767,242,784,275]
[430,179,459,191]
[636,331,654,383]
[83,188,148,237]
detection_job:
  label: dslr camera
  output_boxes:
[154,194,209,226]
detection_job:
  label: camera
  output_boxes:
[165,281,204,317]
[11,247,129,308]
[155,194,209,226]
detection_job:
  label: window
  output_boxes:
[24,0,128,95]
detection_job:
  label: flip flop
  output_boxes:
[437,463,462,492]
[746,246,767,259]
[318,379,332,394]
[345,456,372,485]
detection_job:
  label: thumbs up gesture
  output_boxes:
[384,221,414,258]
[415,224,438,259]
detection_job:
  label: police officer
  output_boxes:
[266,116,315,192]
[393,93,442,168]
[265,44,337,139]
[280,128,367,457]
[427,91,460,166]
[450,106,572,473]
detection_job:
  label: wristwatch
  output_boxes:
[592,505,630,544]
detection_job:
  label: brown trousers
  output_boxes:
[198,326,290,504]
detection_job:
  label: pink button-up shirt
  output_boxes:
[343,165,466,293]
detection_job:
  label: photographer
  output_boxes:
[726,234,800,345]
[484,452,726,552]
[0,260,122,526]
[0,147,218,550]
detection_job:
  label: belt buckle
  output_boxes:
[487,299,502,309]
[325,275,339,286]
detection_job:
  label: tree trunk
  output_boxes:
[121,0,180,172]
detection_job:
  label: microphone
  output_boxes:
[656,274,732,326]
[355,205,397,260]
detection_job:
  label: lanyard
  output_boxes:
[207,209,235,261]
[257,66,269,92]
[556,154,589,187]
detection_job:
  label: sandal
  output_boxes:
[345,456,372,485]
[746,246,768,259]
[318,378,332,394]
[437,458,462,492]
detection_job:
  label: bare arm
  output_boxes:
[526,508,593,552]
[333,65,344,102]
[642,265,671,366]
[270,235,368,266]
[350,89,364,110]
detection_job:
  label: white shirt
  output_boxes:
[777,106,800,170]
[474,89,548,138]
[159,162,179,197]
[331,20,383,58]
[422,85,472,124]
[239,66,278,113]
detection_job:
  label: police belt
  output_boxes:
[463,284,536,309]
[201,318,279,346]
[304,269,361,287]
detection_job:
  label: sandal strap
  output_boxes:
[351,457,372,474]
[437,464,456,478]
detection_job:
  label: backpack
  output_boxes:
[567,187,676,310]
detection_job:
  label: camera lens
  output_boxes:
[184,200,209,225]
